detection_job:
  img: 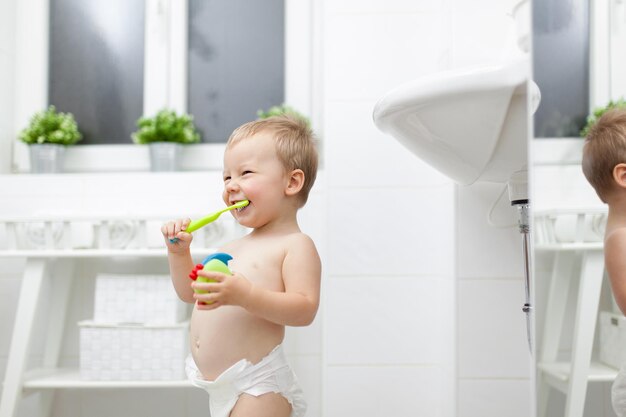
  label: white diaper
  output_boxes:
[185,345,306,417]
[614,364,626,417]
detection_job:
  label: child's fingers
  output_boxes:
[174,230,193,243]
[192,282,221,293]
[194,291,220,302]
[161,219,190,241]
[161,221,176,239]
[196,270,226,282]
[194,294,220,309]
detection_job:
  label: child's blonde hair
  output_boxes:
[227,114,318,207]
[582,108,626,203]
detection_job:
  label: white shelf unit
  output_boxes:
[0,215,221,417]
[535,209,615,417]
[22,369,193,390]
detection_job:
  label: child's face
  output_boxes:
[222,133,289,228]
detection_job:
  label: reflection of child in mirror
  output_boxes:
[582,108,626,417]
[161,115,321,417]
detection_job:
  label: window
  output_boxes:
[532,0,589,138]
[49,0,145,144]
[188,0,285,143]
[532,0,626,138]
[13,0,313,172]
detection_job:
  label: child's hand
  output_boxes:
[161,218,193,253]
[192,269,253,310]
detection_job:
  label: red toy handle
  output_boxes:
[189,264,204,280]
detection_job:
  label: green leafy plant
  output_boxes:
[257,104,311,127]
[581,98,626,137]
[132,109,201,144]
[19,105,82,145]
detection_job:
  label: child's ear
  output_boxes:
[285,169,305,196]
[613,164,626,189]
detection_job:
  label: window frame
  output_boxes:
[589,0,610,111]
[589,0,626,109]
[12,0,316,173]
[533,0,626,139]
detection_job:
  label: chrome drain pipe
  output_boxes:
[514,201,533,354]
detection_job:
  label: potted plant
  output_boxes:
[257,104,311,127]
[580,98,626,137]
[19,105,82,173]
[132,109,201,172]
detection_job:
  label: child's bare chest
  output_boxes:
[225,242,287,291]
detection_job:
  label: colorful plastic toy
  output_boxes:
[169,200,249,243]
[189,253,233,304]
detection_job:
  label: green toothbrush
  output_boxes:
[169,200,249,243]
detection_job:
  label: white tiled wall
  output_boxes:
[325,366,447,416]
[321,0,532,416]
[322,0,457,415]
[326,277,454,366]
[455,183,533,417]
[458,379,532,417]
[458,278,530,378]
[324,12,452,101]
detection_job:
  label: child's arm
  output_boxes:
[605,228,626,315]
[162,219,196,304]
[193,234,321,326]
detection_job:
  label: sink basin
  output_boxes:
[373,59,536,186]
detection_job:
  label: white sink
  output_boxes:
[373,59,537,186]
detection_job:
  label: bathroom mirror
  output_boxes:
[532,0,626,416]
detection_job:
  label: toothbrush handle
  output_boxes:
[168,213,220,243]
[168,201,246,244]
[186,214,219,233]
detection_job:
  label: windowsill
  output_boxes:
[12,143,227,174]
[0,171,227,188]
[532,137,584,166]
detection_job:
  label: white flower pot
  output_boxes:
[149,142,181,172]
[29,143,65,174]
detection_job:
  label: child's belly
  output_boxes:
[189,304,284,380]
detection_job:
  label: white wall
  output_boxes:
[456,181,532,417]
[320,1,455,416]
[320,0,532,416]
